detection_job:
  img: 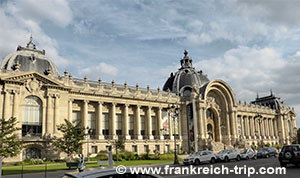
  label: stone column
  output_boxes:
[12,90,21,137]
[110,102,116,139]
[53,94,59,134]
[123,104,130,139]
[3,90,10,120]
[230,110,237,141]
[261,118,265,138]
[250,116,255,138]
[46,95,53,134]
[82,100,88,134]
[192,99,198,151]
[169,111,174,140]
[68,99,73,121]
[273,119,278,137]
[97,101,104,139]
[265,118,269,138]
[157,107,164,140]
[198,106,205,139]
[244,116,249,138]
[241,116,245,138]
[135,105,142,140]
[269,119,273,138]
[147,106,153,139]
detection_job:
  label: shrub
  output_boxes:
[96,153,108,160]
[159,154,174,160]
[124,151,135,161]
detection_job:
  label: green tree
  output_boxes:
[51,119,86,161]
[113,136,125,162]
[0,117,23,177]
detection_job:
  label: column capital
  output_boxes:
[111,102,117,106]
[83,99,89,104]
[124,103,130,107]
[98,100,104,105]
[148,106,152,110]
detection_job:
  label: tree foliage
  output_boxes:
[51,119,86,157]
[0,117,23,158]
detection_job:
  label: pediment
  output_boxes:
[0,71,63,87]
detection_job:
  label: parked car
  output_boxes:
[63,169,163,178]
[183,150,217,165]
[278,144,300,167]
[216,149,241,162]
[240,149,257,160]
[257,147,277,158]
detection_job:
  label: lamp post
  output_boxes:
[167,104,180,165]
[86,127,93,162]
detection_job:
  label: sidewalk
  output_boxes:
[2,162,174,178]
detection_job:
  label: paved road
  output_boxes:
[3,157,300,178]
[163,157,300,178]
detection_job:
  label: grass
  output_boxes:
[2,159,175,175]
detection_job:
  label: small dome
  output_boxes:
[0,36,60,77]
[163,50,209,93]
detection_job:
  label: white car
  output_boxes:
[240,149,257,160]
[217,149,241,162]
[183,150,217,165]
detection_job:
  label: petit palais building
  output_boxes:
[0,38,297,162]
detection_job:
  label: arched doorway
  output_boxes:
[22,96,43,137]
[23,147,41,159]
[206,108,220,142]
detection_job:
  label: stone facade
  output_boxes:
[0,39,297,162]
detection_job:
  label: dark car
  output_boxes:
[257,147,277,158]
[278,144,300,167]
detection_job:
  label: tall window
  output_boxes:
[152,116,156,135]
[22,96,42,137]
[88,112,96,138]
[116,114,122,135]
[140,115,145,135]
[72,111,81,125]
[102,113,109,136]
[129,114,134,136]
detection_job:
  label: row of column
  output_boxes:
[240,115,278,139]
[68,100,181,140]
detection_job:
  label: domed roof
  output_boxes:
[163,50,209,93]
[0,36,60,77]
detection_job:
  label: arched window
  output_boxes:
[207,124,213,140]
[22,96,42,137]
[23,147,41,159]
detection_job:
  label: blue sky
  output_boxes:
[1,0,300,126]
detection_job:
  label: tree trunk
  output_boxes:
[0,156,2,178]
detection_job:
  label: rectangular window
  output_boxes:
[91,146,97,154]
[152,116,156,134]
[88,112,96,138]
[140,115,145,135]
[165,145,170,153]
[116,114,122,135]
[102,113,109,135]
[144,145,149,153]
[129,114,134,130]
[72,111,81,125]
[132,145,137,153]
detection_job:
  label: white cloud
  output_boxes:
[0,0,72,69]
[80,62,119,80]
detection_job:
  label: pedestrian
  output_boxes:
[78,154,86,172]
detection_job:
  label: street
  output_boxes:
[3,157,300,178]
[163,157,300,178]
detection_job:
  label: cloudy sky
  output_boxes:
[1,0,300,126]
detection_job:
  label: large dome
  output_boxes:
[0,37,60,77]
[163,50,209,94]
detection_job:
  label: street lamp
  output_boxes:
[86,127,93,162]
[167,104,180,165]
